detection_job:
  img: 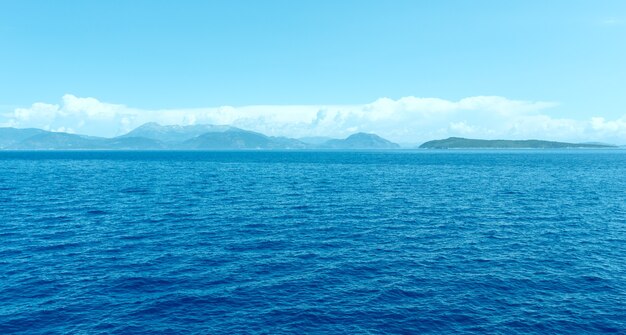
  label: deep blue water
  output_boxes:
[1,150,625,334]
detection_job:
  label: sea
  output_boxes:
[0,150,625,334]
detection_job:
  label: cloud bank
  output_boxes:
[2,94,626,144]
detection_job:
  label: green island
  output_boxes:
[419,137,616,149]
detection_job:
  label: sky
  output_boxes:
[1,0,625,144]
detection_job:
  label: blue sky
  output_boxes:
[1,1,625,143]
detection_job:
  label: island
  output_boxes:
[419,137,616,149]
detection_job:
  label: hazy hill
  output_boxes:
[420,137,616,149]
[298,136,334,145]
[322,133,400,149]
[9,132,106,150]
[103,137,166,150]
[0,128,47,148]
[181,129,307,149]
[120,122,234,143]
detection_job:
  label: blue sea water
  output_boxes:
[1,150,625,334]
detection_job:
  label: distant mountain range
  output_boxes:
[0,123,400,150]
[419,137,617,149]
[1,125,621,150]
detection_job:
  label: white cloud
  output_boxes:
[590,117,626,136]
[61,94,126,119]
[2,94,626,144]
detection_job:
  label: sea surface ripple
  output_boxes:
[1,150,625,334]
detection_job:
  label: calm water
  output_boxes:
[1,150,625,334]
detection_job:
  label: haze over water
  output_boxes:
[1,150,625,334]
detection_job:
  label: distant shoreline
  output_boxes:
[1,125,623,150]
[0,148,623,153]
